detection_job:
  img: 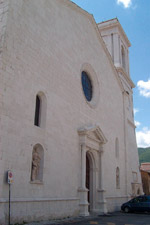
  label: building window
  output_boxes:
[81,71,93,102]
[116,167,120,189]
[34,92,47,128]
[115,138,119,158]
[34,95,41,126]
[121,46,126,70]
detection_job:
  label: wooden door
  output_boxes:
[86,155,90,207]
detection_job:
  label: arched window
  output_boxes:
[34,95,41,126]
[116,167,120,189]
[34,92,47,128]
[81,71,93,102]
[121,46,126,70]
[115,138,119,158]
[31,144,44,182]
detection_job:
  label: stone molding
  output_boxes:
[98,18,131,47]
[80,63,100,108]
[106,195,128,199]
[78,125,107,146]
[30,180,43,185]
[127,119,136,128]
[61,0,124,93]
[0,197,79,203]
[117,67,135,88]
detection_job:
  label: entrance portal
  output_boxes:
[78,125,108,216]
[86,154,90,210]
[86,152,93,212]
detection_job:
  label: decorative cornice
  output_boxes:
[78,125,107,144]
[117,67,135,88]
[98,18,131,47]
[127,119,136,129]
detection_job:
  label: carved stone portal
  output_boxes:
[78,125,107,215]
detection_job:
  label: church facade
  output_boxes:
[0,0,142,224]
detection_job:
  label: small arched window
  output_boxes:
[115,138,119,158]
[34,92,47,128]
[34,95,41,126]
[121,46,126,70]
[116,167,120,189]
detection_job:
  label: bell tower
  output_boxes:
[98,18,142,197]
[98,18,131,77]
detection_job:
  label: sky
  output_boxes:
[71,0,150,148]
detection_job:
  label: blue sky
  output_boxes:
[71,0,150,148]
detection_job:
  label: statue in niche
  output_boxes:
[31,147,41,181]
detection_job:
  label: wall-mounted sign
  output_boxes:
[7,170,13,184]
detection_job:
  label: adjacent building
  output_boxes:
[140,163,150,195]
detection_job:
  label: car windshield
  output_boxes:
[130,196,148,203]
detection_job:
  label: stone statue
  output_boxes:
[31,148,41,181]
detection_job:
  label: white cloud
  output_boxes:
[117,0,132,8]
[137,79,150,98]
[135,120,140,127]
[136,127,150,148]
[134,108,139,115]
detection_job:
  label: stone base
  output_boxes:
[97,189,108,214]
[78,187,89,216]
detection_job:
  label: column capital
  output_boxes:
[81,143,86,149]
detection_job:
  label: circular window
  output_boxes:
[81,71,92,102]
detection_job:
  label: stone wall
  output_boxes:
[0,0,141,224]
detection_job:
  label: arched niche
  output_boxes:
[116,167,120,189]
[31,144,44,182]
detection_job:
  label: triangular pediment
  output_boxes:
[78,125,107,144]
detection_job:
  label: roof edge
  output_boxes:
[98,18,131,47]
[63,1,124,92]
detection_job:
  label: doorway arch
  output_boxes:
[86,151,96,212]
[78,125,108,216]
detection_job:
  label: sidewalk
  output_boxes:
[16,211,150,225]
[19,213,118,225]
[22,214,102,225]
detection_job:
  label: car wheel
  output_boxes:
[124,206,130,213]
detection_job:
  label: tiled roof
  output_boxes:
[140,163,150,172]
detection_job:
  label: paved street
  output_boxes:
[27,212,150,225]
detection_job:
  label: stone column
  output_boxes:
[78,144,89,216]
[113,33,121,68]
[81,144,86,188]
[97,146,107,214]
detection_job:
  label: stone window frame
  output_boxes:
[80,63,100,108]
[81,71,93,102]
